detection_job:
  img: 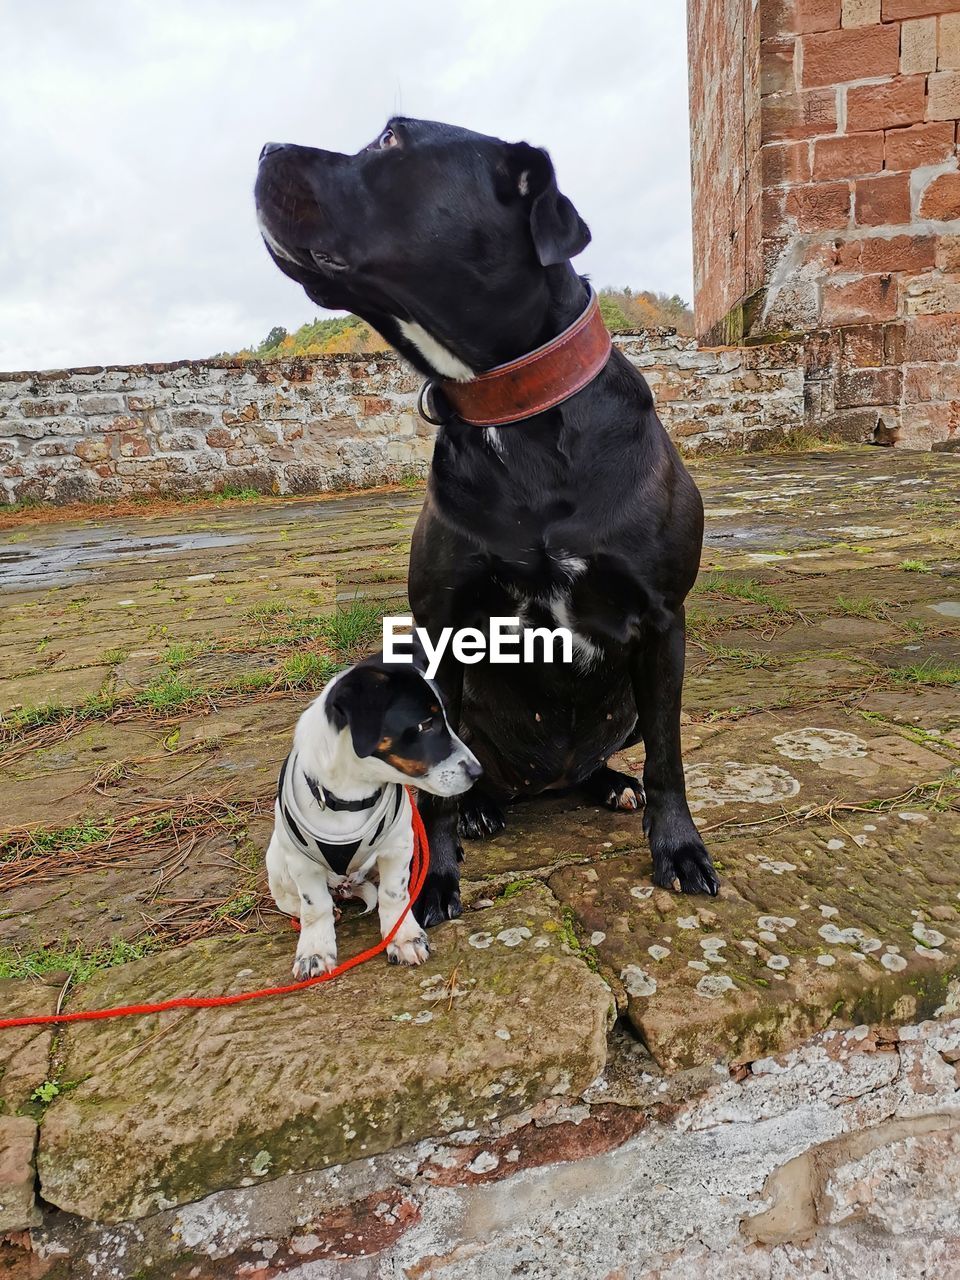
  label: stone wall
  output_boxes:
[617,331,806,451]
[0,334,807,506]
[688,0,960,450]
[0,352,429,506]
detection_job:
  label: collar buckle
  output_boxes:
[417,379,447,427]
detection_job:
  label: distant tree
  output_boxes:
[598,294,631,331]
[258,325,288,353]
[598,287,694,335]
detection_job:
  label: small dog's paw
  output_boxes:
[386,930,431,966]
[652,842,720,896]
[293,950,338,980]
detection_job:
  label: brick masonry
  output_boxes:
[0,336,807,505]
[689,0,960,449]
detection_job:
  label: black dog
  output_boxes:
[255,117,718,926]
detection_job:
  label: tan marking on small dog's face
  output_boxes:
[384,752,430,777]
[377,736,394,752]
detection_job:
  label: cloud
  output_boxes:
[0,0,691,370]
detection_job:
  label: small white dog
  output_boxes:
[266,653,481,977]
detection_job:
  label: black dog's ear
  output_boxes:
[325,667,389,758]
[504,142,591,267]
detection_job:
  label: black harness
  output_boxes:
[275,752,405,876]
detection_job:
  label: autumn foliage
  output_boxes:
[224,287,693,361]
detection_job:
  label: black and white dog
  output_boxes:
[267,655,481,977]
[255,117,718,928]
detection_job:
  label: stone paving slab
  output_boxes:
[550,806,960,1070]
[0,982,57,1233]
[37,885,612,1222]
[0,979,57,1111]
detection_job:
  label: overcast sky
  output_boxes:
[0,2,691,372]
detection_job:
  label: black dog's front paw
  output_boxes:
[459,789,507,840]
[413,867,463,927]
[651,838,720,896]
[647,809,720,896]
[653,844,720,896]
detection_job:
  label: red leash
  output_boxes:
[0,791,430,1031]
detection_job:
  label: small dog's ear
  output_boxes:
[325,667,389,758]
[504,142,591,267]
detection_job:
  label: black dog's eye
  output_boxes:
[417,717,434,733]
[378,128,398,150]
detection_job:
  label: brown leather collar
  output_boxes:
[420,289,611,428]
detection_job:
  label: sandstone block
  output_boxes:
[0,1117,40,1232]
[847,76,927,130]
[801,22,900,86]
[901,15,939,71]
[854,173,912,226]
[927,68,960,117]
[884,121,955,169]
[37,887,611,1221]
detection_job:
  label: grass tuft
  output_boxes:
[694,572,791,615]
[895,660,960,688]
[318,598,386,658]
[765,426,827,453]
[2,819,112,860]
[699,643,782,670]
[212,889,259,920]
[0,935,157,982]
[163,640,211,667]
[211,484,261,501]
[135,672,205,712]
[280,651,336,689]
[835,595,896,622]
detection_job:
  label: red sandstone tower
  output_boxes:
[688,0,960,447]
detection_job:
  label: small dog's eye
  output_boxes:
[417,717,434,732]
[379,128,398,150]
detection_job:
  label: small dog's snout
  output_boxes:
[462,757,483,782]
[260,142,287,162]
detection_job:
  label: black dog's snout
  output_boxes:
[462,758,483,782]
[259,142,287,162]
